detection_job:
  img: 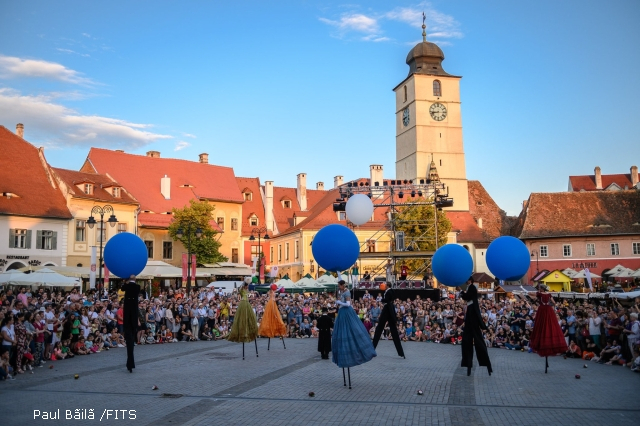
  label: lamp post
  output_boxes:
[176,223,202,294]
[531,249,539,281]
[248,227,269,284]
[87,205,118,296]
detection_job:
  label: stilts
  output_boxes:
[342,368,346,387]
[467,366,472,376]
[255,339,259,357]
[242,342,245,360]
[347,368,352,389]
[545,356,549,374]
[281,336,286,349]
[268,338,270,351]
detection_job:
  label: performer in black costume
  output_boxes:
[460,280,492,376]
[317,307,332,359]
[372,286,405,358]
[122,275,140,373]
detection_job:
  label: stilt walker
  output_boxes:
[332,280,376,388]
[317,306,332,359]
[529,285,568,373]
[122,275,140,373]
[372,285,405,358]
[460,280,492,376]
[258,288,287,350]
[227,280,259,359]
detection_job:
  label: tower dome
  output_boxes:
[405,19,452,77]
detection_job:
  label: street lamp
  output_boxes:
[531,249,539,280]
[176,224,202,293]
[87,205,118,296]
[248,227,269,284]
[310,259,315,276]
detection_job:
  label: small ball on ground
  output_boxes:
[417,390,424,396]
[49,365,54,369]
[583,364,588,368]
[74,374,79,380]
[308,392,315,397]
[575,374,581,379]
[152,385,158,390]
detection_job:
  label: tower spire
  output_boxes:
[422,11,427,42]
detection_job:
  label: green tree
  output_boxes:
[168,199,227,264]
[394,198,452,275]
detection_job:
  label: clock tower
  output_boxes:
[394,25,469,211]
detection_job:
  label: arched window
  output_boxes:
[403,85,407,102]
[433,80,441,97]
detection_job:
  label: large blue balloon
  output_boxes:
[103,232,148,278]
[312,224,359,273]
[486,236,530,281]
[432,244,473,287]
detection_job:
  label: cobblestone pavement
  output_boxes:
[1,338,638,425]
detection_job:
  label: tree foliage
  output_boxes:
[393,198,452,275]
[168,199,227,264]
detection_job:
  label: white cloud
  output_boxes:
[0,88,172,148]
[0,55,96,85]
[174,140,190,151]
[182,133,197,139]
[319,13,380,37]
[56,48,90,58]
[82,33,91,38]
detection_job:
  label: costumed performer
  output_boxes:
[227,279,259,359]
[317,306,332,359]
[258,288,287,350]
[332,280,376,388]
[372,286,405,358]
[460,279,492,376]
[122,275,140,373]
[529,284,568,373]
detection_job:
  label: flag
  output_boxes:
[90,246,96,289]
[104,264,110,288]
[259,260,265,282]
[191,254,197,281]
[182,253,188,283]
[585,268,593,291]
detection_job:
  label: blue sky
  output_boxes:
[1,0,638,215]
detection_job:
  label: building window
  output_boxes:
[633,242,640,255]
[283,200,291,209]
[96,222,106,244]
[295,240,299,259]
[366,239,376,253]
[231,218,238,231]
[586,243,596,256]
[112,187,121,198]
[285,243,289,261]
[338,211,346,221]
[403,85,407,102]
[145,241,153,258]
[75,220,86,242]
[162,241,173,259]
[9,229,30,249]
[540,245,548,257]
[270,246,274,264]
[250,215,258,226]
[84,184,93,195]
[278,245,282,262]
[217,217,224,230]
[117,223,127,233]
[611,243,620,256]
[37,230,56,250]
[244,192,252,201]
[251,245,263,255]
[232,248,238,263]
[433,80,442,97]
[563,244,572,257]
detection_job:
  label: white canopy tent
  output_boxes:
[0,268,81,288]
[562,268,578,278]
[572,269,601,279]
[140,260,184,278]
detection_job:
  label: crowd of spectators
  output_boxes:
[2,284,639,381]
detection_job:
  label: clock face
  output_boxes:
[429,103,447,121]
[402,108,410,127]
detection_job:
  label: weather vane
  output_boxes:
[422,11,427,42]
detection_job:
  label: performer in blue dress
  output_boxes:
[332,280,376,388]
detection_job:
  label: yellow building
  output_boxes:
[52,168,139,268]
[538,270,572,292]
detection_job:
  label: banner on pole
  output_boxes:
[104,264,110,289]
[270,265,279,278]
[260,259,265,282]
[191,254,197,281]
[182,253,188,283]
[585,268,593,291]
[90,246,96,289]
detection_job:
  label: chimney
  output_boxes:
[316,182,324,190]
[631,165,638,186]
[265,181,274,232]
[115,150,124,153]
[199,153,209,164]
[161,175,170,199]
[334,175,344,188]
[146,150,161,158]
[16,123,24,138]
[297,173,307,211]
[370,165,383,187]
[477,218,483,229]
[594,166,602,189]
[522,200,528,211]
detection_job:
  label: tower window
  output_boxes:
[403,85,407,102]
[433,80,441,97]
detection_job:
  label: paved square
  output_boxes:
[1,339,638,425]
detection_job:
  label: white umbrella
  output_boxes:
[317,274,338,285]
[631,269,640,278]
[562,268,578,278]
[572,269,601,279]
[2,268,80,288]
[294,275,318,287]
[0,270,31,285]
[610,268,635,278]
[140,260,183,278]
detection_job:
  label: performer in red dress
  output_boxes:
[529,285,568,373]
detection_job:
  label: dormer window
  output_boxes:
[84,184,93,195]
[283,200,291,209]
[250,214,258,227]
[112,187,121,198]
[244,192,252,201]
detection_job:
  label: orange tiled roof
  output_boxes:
[52,168,138,205]
[84,148,244,217]
[515,191,640,239]
[138,212,223,232]
[0,126,71,219]
[235,177,265,236]
[569,174,634,191]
